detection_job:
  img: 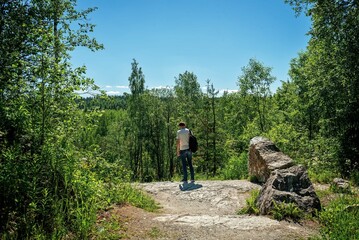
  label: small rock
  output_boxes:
[331,178,351,192]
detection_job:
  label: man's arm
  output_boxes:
[177,139,180,156]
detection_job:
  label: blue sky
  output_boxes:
[71,0,311,95]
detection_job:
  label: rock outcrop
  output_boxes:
[249,137,321,215]
[256,165,321,214]
[248,137,294,183]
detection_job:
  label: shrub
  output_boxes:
[221,152,248,180]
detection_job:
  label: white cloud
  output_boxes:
[199,88,239,96]
[106,91,121,95]
[115,85,129,89]
[220,89,238,94]
[151,86,173,90]
[105,85,113,88]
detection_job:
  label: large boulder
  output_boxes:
[248,137,294,183]
[256,165,321,214]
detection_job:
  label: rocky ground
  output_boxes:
[103,180,321,239]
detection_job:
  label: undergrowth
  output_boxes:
[270,201,304,221]
[315,194,359,240]
[237,189,260,215]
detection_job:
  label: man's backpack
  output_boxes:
[189,130,198,153]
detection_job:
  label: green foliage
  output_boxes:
[350,170,359,186]
[0,135,101,239]
[239,120,262,147]
[308,169,338,184]
[78,95,128,111]
[238,58,275,133]
[221,152,248,180]
[267,123,304,162]
[285,0,359,177]
[317,195,359,240]
[128,59,145,96]
[237,189,260,215]
[2,0,358,237]
[0,0,112,238]
[270,201,304,221]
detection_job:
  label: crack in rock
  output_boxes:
[154,214,281,231]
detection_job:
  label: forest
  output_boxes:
[1,0,358,239]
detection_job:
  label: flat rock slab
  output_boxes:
[137,180,260,215]
[132,180,319,239]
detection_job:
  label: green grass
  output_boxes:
[148,227,162,238]
[308,169,338,184]
[91,214,128,240]
[118,183,159,212]
[89,183,159,239]
[309,183,359,240]
[316,194,359,240]
[315,189,332,199]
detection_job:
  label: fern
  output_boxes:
[237,189,260,215]
[271,201,303,221]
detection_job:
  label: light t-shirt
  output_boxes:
[177,128,190,150]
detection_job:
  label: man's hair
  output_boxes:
[178,122,186,127]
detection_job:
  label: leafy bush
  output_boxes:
[270,201,303,221]
[237,189,260,215]
[0,118,158,239]
[267,123,304,161]
[0,141,100,239]
[221,152,248,180]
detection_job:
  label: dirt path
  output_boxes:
[113,180,320,239]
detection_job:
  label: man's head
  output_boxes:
[178,122,186,128]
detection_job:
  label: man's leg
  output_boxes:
[180,150,188,181]
[186,150,195,182]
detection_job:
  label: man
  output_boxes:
[176,122,195,183]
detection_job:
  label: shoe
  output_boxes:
[190,180,195,183]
